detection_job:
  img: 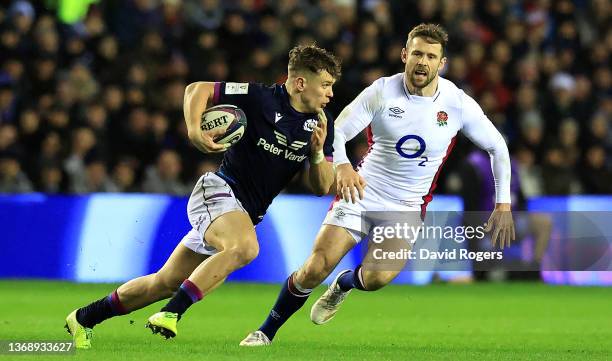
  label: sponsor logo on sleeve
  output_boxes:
[225,82,249,95]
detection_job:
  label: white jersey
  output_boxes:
[333,73,511,211]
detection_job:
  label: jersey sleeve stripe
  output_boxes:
[420,136,457,219]
[356,125,375,170]
[212,82,221,105]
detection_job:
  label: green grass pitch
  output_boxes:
[0,281,610,360]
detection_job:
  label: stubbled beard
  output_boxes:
[410,72,435,92]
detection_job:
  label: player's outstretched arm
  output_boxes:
[184,82,229,153]
[328,79,382,202]
[333,121,367,203]
[309,110,335,195]
[460,93,514,248]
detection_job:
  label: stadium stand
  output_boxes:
[0,0,610,195]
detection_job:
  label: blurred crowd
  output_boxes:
[0,0,610,197]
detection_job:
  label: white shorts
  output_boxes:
[323,187,421,243]
[181,172,247,255]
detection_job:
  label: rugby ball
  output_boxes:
[200,104,247,145]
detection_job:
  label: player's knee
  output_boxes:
[225,239,259,267]
[363,271,396,291]
[241,241,260,264]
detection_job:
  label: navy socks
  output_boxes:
[76,290,127,328]
[337,266,367,292]
[161,280,203,319]
[259,273,312,340]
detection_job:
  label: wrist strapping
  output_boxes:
[311,150,325,164]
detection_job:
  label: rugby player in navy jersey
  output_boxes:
[64,45,341,348]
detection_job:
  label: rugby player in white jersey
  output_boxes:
[241,24,515,346]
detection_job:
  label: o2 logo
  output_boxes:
[395,135,426,158]
[395,135,428,166]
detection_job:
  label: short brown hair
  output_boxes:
[407,23,449,56]
[288,44,341,79]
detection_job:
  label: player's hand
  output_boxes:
[336,163,367,204]
[188,128,230,154]
[484,204,515,249]
[310,110,328,153]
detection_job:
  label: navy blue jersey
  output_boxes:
[211,81,334,224]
